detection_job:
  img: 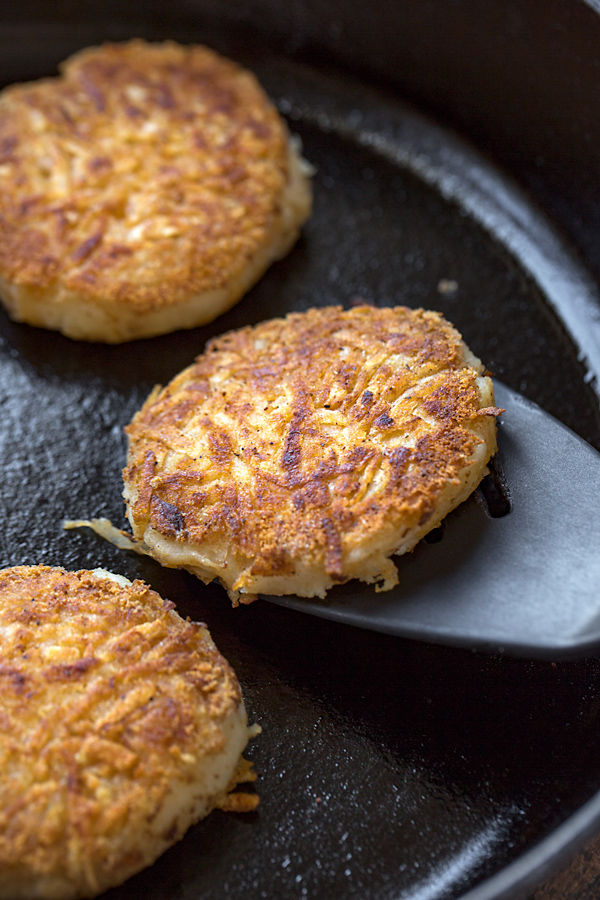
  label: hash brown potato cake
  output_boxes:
[0,39,312,342]
[0,565,258,900]
[123,304,502,602]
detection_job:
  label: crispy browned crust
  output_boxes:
[0,565,246,898]
[123,305,501,599]
[0,39,299,313]
[216,756,260,813]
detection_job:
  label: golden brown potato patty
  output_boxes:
[0,40,312,342]
[0,565,257,900]
[123,304,501,602]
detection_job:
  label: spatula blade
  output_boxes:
[267,382,600,658]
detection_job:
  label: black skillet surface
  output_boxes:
[3,15,600,900]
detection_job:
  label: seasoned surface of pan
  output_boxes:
[2,22,600,900]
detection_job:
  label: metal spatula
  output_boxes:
[268,382,600,659]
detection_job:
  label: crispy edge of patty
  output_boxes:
[122,305,502,602]
[0,565,257,900]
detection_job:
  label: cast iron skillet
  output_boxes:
[2,3,600,899]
